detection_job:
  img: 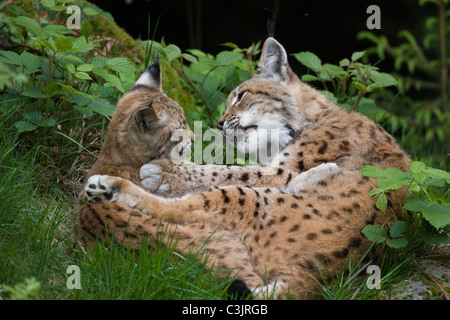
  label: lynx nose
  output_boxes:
[217,120,224,130]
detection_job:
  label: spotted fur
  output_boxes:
[80,39,411,299]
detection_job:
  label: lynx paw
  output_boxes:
[140,161,170,194]
[84,175,117,202]
[284,162,340,193]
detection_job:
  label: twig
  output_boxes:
[419,267,450,300]
[0,43,46,56]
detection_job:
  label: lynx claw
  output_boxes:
[84,175,117,202]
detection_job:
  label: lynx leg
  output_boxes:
[283,163,341,194]
[84,175,197,223]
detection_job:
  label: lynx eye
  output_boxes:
[235,90,248,105]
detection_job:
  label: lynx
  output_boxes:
[81,38,410,299]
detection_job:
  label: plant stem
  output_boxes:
[352,90,365,111]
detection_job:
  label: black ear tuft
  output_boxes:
[148,59,160,81]
[133,60,162,92]
[264,8,276,38]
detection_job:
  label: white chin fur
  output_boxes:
[235,126,291,165]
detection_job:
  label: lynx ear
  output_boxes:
[134,61,162,92]
[134,103,160,132]
[258,37,292,82]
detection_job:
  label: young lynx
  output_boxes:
[82,38,410,299]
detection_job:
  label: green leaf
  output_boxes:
[386,238,408,249]
[421,204,450,229]
[40,0,56,8]
[24,110,43,124]
[87,98,116,116]
[339,58,350,67]
[320,91,337,104]
[182,53,198,64]
[66,63,76,74]
[376,179,404,191]
[362,225,387,243]
[77,64,94,72]
[14,121,37,132]
[361,165,384,178]
[22,87,44,98]
[74,71,92,80]
[55,36,73,51]
[0,51,23,65]
[301,74,320,82]
[423,167,450,181]
[37,118,56,127]
[105,57,134,73]
[409,161,426,173]
[35,38,56,52]
[409,183,421,192]
[69,36,95,53]
[216,51,242,65]
[404,194,428,212]
[21,52,42,73]
[369,71,398,88]
[352,81,367,93]
[164,44,182,62]
[351,51,366,61]
[321,64,345,76]
[13,16,41,34]
[358,99,384,116]
[389,221,407,238]
[186,48,207,57]
[292,52,322,72]
[42,25,72,37]
[376,193,388,213]
[369,188,383,197]
[384,167,407,180]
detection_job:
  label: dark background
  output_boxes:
[90,0,430,73]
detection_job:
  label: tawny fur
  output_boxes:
[78,40,411,299]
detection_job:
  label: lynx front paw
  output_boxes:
[140,162,162,191]
[140,161,170,194]
[84,175,117,202]
[283,162,341,193]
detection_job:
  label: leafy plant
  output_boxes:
[361,161,450,248]
[0,2,140,134]
[357,0,449,166]
[293,50,398,112]
[141,39,260,129]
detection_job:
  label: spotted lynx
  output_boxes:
[82,38,410,299]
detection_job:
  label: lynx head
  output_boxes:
[96,61,194,169]
[218,37,323,164]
